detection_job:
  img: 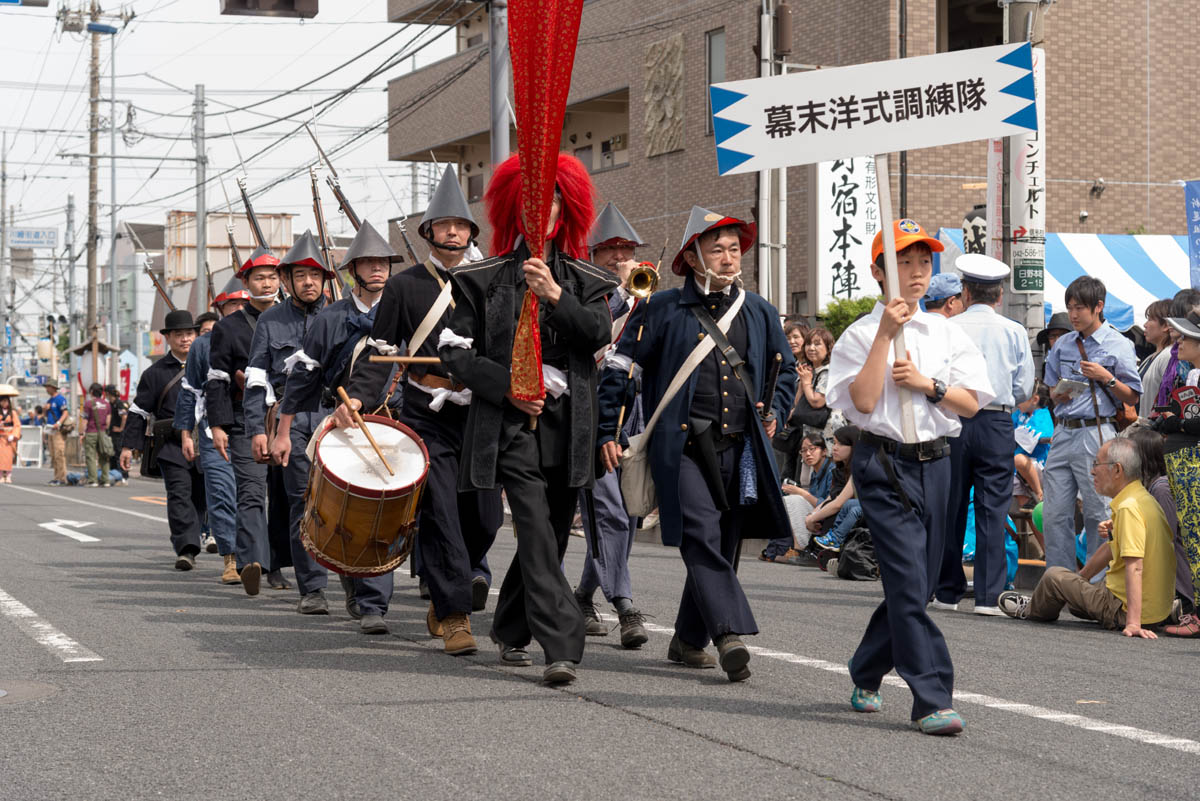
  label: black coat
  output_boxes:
[205,304,264,429]
[439,244,617,491]
[123,351,187,460]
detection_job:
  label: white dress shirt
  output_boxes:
[950,303,1035,409]
[826,302,996,441]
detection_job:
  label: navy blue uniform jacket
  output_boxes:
[597,280,797,547]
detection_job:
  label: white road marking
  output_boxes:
[4,484,168,523]
[0,587,103,663]
[38,519,100,543]
[589,613,1200,755]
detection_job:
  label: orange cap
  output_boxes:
[870,218,945,263]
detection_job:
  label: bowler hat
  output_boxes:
[160,309,199,335]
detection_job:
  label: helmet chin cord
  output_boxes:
[696,242,741,294]
[249,290,279,303]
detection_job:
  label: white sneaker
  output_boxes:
[202,534,218,554]
[974,605,1005,616]
[928,599,958,611]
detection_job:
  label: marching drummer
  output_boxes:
[250,231,335,615]
[274,221,400,635]
[336,166,503,657]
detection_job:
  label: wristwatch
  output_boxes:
[1105,376,1118,388]
[927,378,948,404]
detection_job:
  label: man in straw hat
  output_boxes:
[598,206,796,683]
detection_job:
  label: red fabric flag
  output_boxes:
[506,0,585,403]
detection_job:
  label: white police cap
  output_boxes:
[956,253,1011,284]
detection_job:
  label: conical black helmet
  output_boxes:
[419,165,479,241]
[588,202,645,253]
[281,230,334,277]
[339,221,400,270]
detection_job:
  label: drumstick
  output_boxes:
[367,355,442,365]
[337,386,394,476]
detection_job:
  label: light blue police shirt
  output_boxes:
[952,303,1035,409]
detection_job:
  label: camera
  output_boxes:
[1078,209,1089,223]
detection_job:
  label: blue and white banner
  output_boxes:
[709,43,1039,175]
[1186,180,1200,289]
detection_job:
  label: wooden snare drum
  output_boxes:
[300,415,429,577]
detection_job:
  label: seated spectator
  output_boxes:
[1152,309,1200,635]
[999,438,1176,637]
[806,425,863,552]
[772,320,813,480]
[762,432,832,563]
[1127,426,1192,619]
[1142,289,1200,419]
[1013,382,1054,508]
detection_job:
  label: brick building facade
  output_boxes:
[385,0,1199,317]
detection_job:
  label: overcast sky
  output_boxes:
[1,0,453,256]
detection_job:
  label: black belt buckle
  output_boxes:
[913,438,944,462]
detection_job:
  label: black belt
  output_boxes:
[860,431,949,462]
[1061,416,1115,430]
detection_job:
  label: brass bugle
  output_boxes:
[627,262,659,299]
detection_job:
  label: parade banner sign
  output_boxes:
[1009,48,1046,294]
[709,43,1039,175]
[816,157,881,310]
[1187,180,1200,289]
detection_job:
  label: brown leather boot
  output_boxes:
[426,602,444,638]
[441,612,477,656]
[221,555,241,585]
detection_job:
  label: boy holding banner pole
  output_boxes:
[826,158,995,735]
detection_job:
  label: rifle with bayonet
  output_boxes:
[374,166,422,267]
[144,261,175,312]
[305,123,361,232]
[219,178,243,270]
[309,165,350,299]
[236,175,269,251]
[205,261,218,309]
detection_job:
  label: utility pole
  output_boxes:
[66,193,77,418]
[194,84,206,315]
[107,15,118,384]
[0,131,8,378]
[86,0,101,389]
[489,0,510,167]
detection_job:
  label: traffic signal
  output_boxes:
[219,1,318,18]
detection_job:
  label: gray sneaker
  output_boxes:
[298,590,330,615]
[360,613,389,635]
[998,591,1031,619]
[577,594,607,636]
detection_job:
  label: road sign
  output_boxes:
[8,227,58,249]
[710,43,1039,175]
[1010,48,1047,294]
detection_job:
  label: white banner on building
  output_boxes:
[710,43,1038,175]
[1009,47,1046,293]
[984,138,1004,260]
[816,157,882,312]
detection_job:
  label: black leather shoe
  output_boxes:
[727,665,751,682]
[714,634,750,677]
[360,613,389,635]
[339,575,362,620]
[667,633,716,668]
[471,576,489,612]
[174,553,195,571]
[490,631,532,667]
[266,569,291,590]
[298,590,329,615]
[618,607,649,649]
[543,661,578,685]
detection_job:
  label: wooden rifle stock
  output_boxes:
[325,175,361,232]
[236,176,269,250]
[144,264,175,311]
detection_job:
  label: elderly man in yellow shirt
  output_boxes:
[999,437,1176,637]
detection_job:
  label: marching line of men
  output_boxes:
[121,150,1035,737]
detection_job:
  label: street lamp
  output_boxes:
[87,21,119,381]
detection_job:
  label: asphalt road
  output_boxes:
[1,467,1198,801]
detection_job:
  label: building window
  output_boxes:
[467,174,484,203]
[705,28,726,134]
[937,0,1004,53]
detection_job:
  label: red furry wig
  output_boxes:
[485,152,595,260]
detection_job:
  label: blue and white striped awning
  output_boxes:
[935,229,1191,331]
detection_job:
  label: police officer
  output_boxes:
[576,201,650,649]
[274,221,400,635]
[826,219,994,735]
[177,280,249,585]
[598,206,797,682]
[932,254,1035,615]
[205,247,283,596]
[121,310,206,570]
[249,231,334,615]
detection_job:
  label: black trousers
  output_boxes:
[490,411,585,664]
[282,422,328,596]
[266,463,292,571]
[674,441,757,648]
[405,396,501,619]
[159,443,204,557]
[228,419,270,571]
